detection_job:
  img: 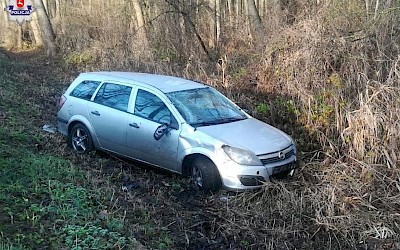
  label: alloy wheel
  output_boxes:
[72,128,88,152]
[192,165,203,188]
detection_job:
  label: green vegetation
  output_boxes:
[255,102,269,114]
[63,51,95,68]
[0,54,139,249]
[0,0,399,245]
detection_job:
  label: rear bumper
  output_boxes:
[57,116,68,136]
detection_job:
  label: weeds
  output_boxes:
[0,54,140,249]
[61,224,128,249]
[0,128,137,248]
[1,0,400,246]
[255,102,269,114]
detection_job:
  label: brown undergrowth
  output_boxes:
[1,1,400,248]
[2,47,398,249]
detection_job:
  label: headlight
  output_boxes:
[222,145,263,166]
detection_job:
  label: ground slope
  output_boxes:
[0,50,398,249]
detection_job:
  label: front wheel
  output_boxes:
[191,157,222,193]
[68,123,94,154]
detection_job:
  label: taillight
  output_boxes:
[58,95,67,109]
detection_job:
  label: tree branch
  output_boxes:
[164,0,212,60]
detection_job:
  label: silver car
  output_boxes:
[57,72,297,192]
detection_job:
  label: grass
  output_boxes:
[0,53,140,249]
[0,44,399,249]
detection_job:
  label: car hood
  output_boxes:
[196,118,292,155]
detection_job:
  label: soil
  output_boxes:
[1,49,397,249]
[1,49,248,249]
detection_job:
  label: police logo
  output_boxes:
[4,0,35,25]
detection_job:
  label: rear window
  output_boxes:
[70,80,100,100]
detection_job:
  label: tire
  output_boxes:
[191,157,222,193]
[68,123,94,154]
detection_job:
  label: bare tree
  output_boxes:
[33,0,56,56]
[30,12,43,46]
[215,0,221,47]
[132,0,149,51]
[165,0,212,60]
[247,0,265,39]
[0,0,12,47]
[16,25,22,49]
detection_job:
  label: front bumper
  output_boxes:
[216,155,297,191]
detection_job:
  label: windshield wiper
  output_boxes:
[192,117,246,128]
[191,121,221,127]
[215,117,247,124]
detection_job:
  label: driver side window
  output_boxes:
[134,89,171,124]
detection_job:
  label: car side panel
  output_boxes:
[126,114,181,172]
[87,102,128,155]
[57,94,101,148]
[66,114,101,149]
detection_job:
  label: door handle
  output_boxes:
[129,122,140,128]
[91,111,100,116]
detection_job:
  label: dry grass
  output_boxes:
[1,0,399,248]
[52,1,400,247]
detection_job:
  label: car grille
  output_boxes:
[259,148,294,165]
[238,175,266,186]
[272,162,295,175]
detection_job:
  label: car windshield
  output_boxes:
[166,87,247,127]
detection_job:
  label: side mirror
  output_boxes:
[154,124,169,140]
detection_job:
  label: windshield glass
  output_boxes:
[166,87,247,127]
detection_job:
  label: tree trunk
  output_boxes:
[17,25,22,50]
[244,0,251,39]
[227,0,232,24]
[42,0,48,12]
[374,0,380,19]
[46,0,56,18]
[215,0,221,47]
[54,0,63,34]
[33,0,56,56]
[0,0,9,47]
[30,12,43,46]
[207,0,215,48]
[247,0,265,39]
[132,0,149,51]
[259,0,265,18]
[234,0,239,29]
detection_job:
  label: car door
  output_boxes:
[88,82,133,155]
[126,88,181,172]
